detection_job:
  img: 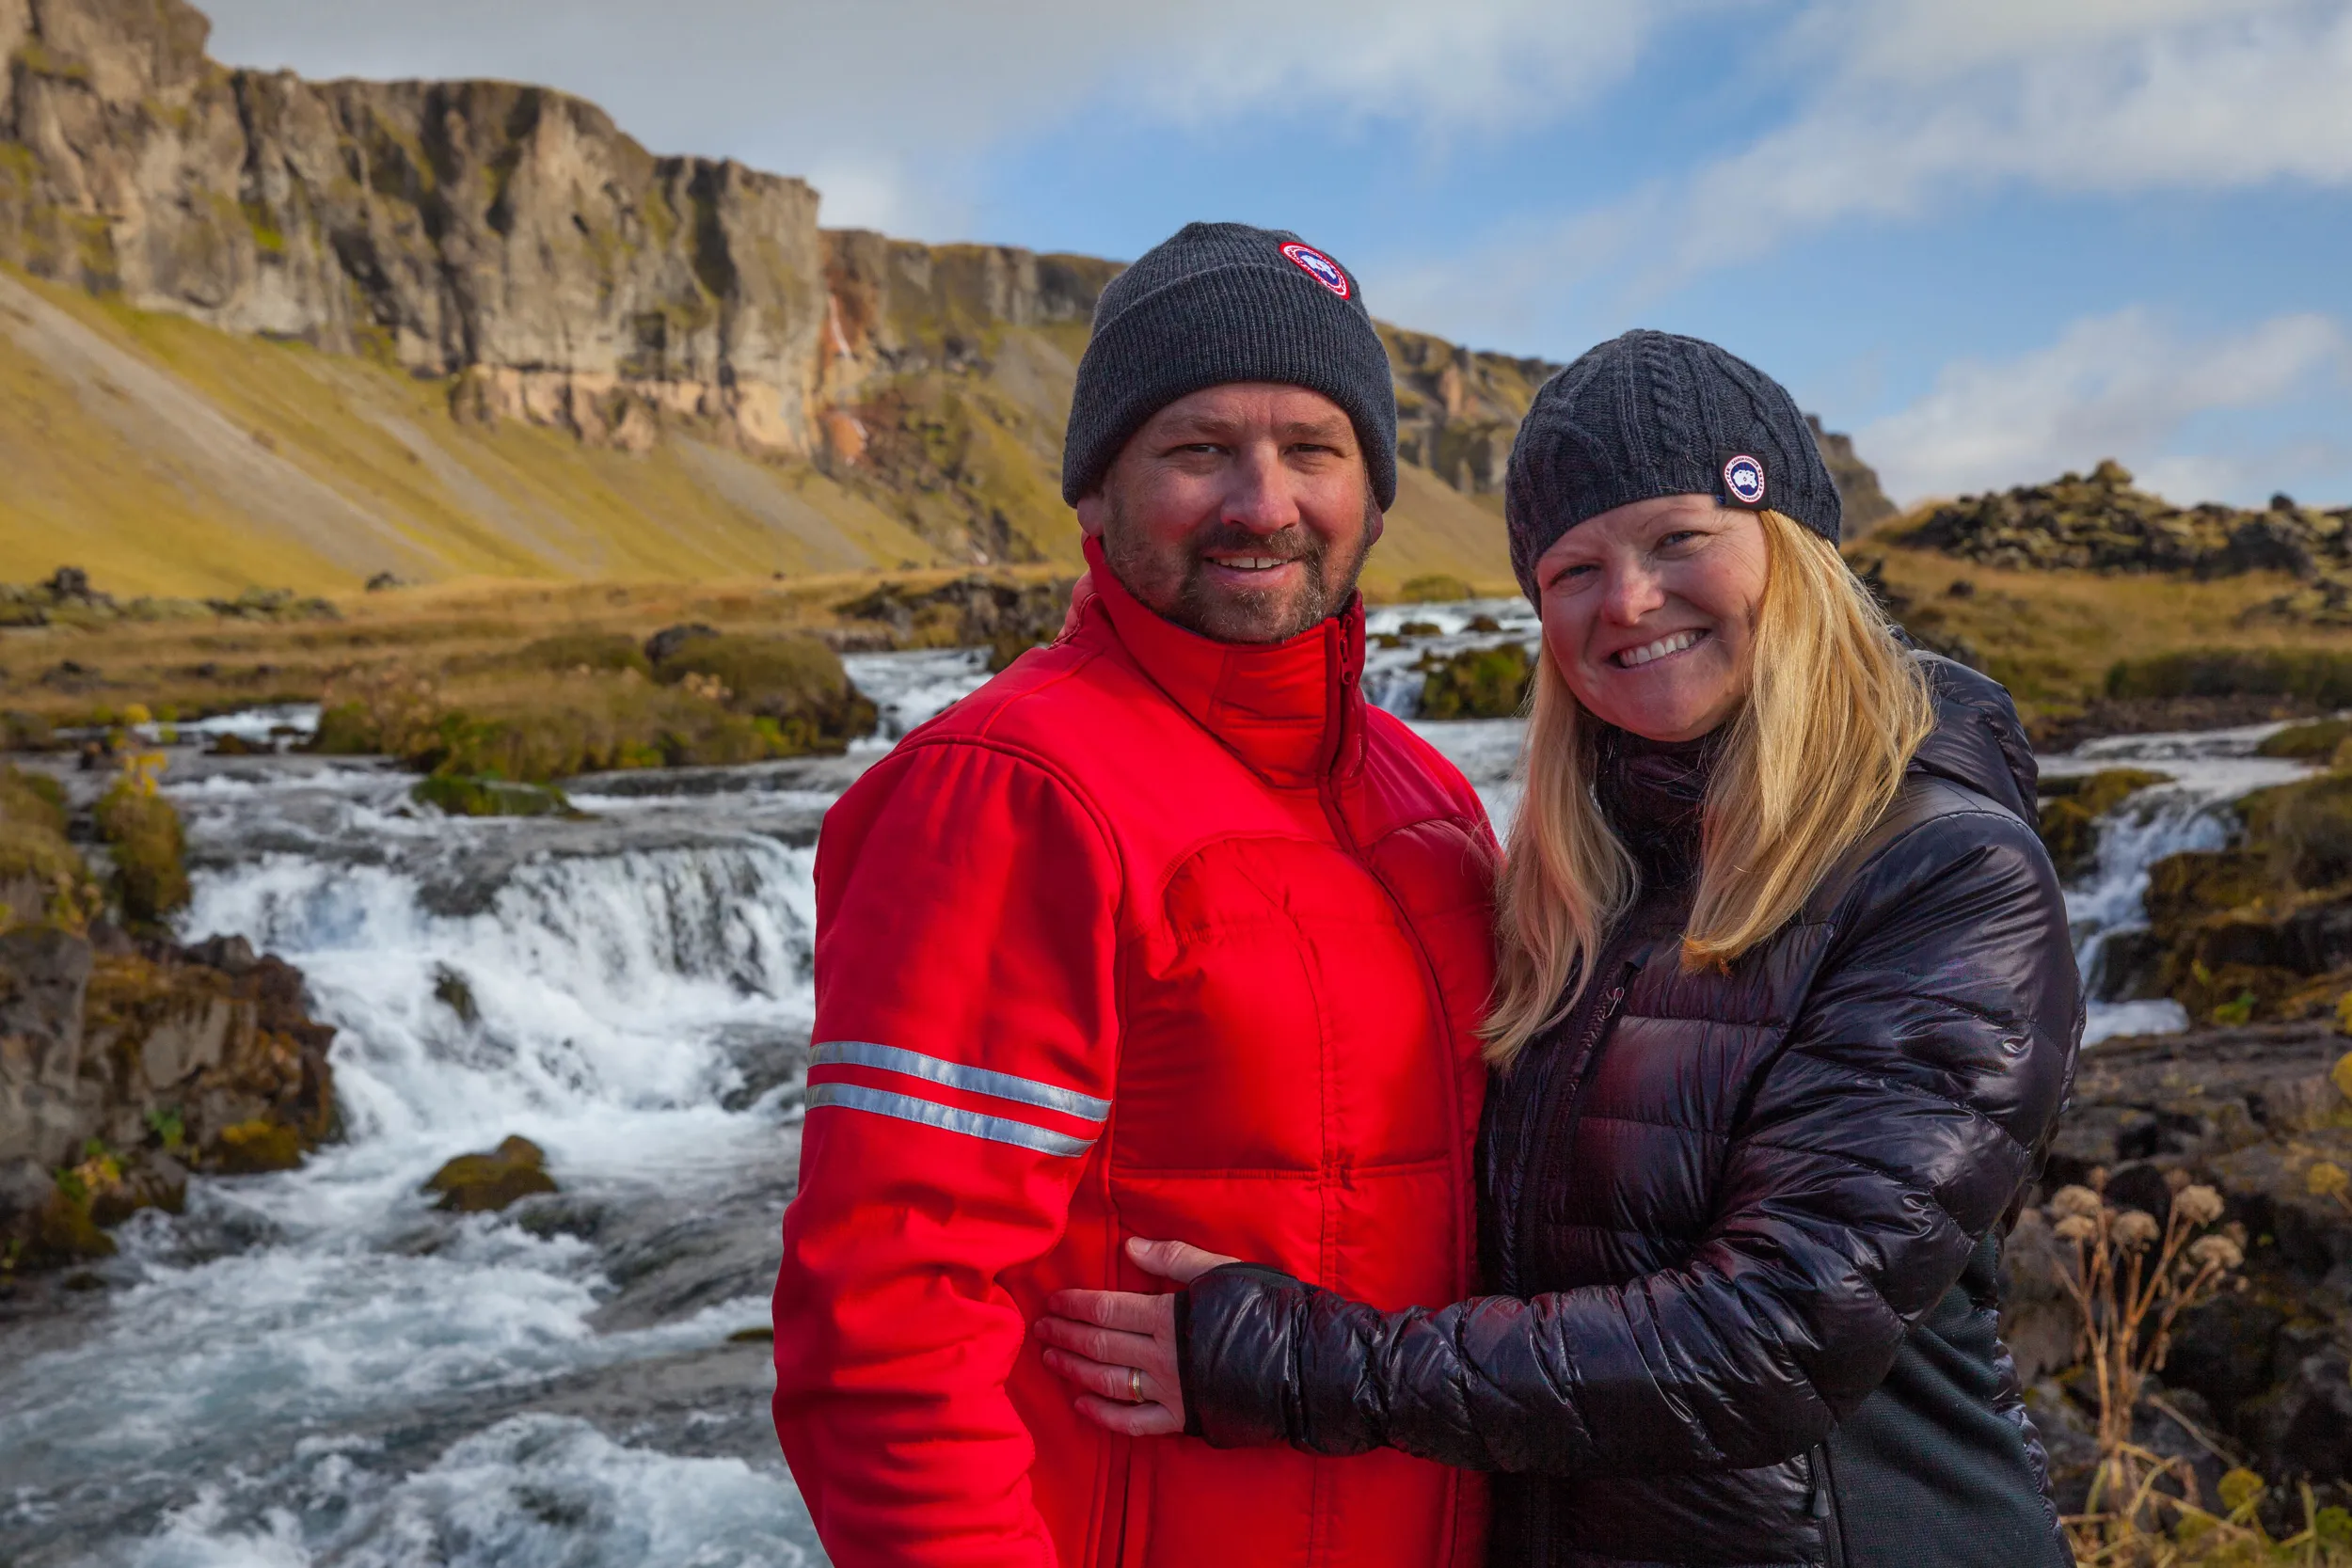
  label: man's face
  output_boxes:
[1076,383,1383,644]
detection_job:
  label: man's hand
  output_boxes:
[1035,1237,1237,1436]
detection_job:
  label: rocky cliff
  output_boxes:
[0,0,1891,595]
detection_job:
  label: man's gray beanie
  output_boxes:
[1061,221,1398,510]
[1503,329,1840,600]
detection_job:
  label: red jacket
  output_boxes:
[772,542,1498,1568]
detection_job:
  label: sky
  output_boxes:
[191,0,2352,509]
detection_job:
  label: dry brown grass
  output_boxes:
[1854,543,2352,731]
[0,568,1069,727]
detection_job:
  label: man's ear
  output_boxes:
[1075,490,1108,538]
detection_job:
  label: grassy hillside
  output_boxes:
[0,262,1522,600]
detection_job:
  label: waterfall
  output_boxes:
[2042,722,2313,1044]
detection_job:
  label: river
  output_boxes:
[0,616,2305,1564]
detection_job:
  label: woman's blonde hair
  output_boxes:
[1483,508,1937,1069]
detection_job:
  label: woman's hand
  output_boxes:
[1034,1236,1238,1436]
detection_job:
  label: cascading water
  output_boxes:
[2040,721,2314,1045]
[0,649,997,1568]
[0,615,2304,1565]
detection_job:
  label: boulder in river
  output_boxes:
[423,1135,559,1213]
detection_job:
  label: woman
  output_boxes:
[1034,329,2082,1568]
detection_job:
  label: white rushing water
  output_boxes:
[2039,721,2314,1044]
[0,649,1002,1568]
[0,624,2303,1564]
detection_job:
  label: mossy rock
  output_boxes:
[651,634,879,745]
[1398,574,1474,604]
[2146,849,2277,932]
[412,774,574,818]
[2240,771,2352,889]
[1419,642,1534,721]
[423,1134,558,1213]
[27,1188,115,1267]
[308,701,383,755]
[93,782,189,928]
[214,1117,305,1174]
[2255,718,2352,760]
[2036,768,2173,879]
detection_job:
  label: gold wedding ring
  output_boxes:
[1129,1367,1143,1403]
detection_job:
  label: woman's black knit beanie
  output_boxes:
[1503,329,1840,600]
[1061,221,1398,510]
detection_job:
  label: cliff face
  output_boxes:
[0,0,1883,594]
[1,0,830,453]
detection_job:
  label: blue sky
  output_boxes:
[195,0,2352,509]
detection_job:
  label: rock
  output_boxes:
[411,774,574,819]
[1898,460,2352,593]
[1805,415,1898,534]
[181,934,258,977]
[424,1135,560,1213]
[1398,574,1475,603]
[1418,642,1533,721]
[834,577,1073,654]
[2010,1021,2352,1499]
[215,1117,303,1174]
[643,624,721,666]
[2237,1347,2352,1488]
[648,634,877,747]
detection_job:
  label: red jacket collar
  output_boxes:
[1078,536,1366,789]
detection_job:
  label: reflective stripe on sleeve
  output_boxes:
[809,1040,1112,1122]
[805,1082,1097,1158]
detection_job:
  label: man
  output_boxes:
[771,222,1497,1568]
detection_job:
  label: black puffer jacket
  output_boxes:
[1178,658,2083,1567]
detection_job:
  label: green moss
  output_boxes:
[94,781,191,927]
[1418,642,1534,721]
[412,773,573,817]
[309,701,381,754]
[240,198,287,255]
[1399,575,1475,604]
[2254,718,2352,760]
[2239,771,2352,889]
[423,1134,558,1213]
[215,1118,304,1174]
[11,40,93,84]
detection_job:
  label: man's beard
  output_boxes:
[1102,497,1377,645]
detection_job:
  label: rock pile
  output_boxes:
[1899,463,2352,621]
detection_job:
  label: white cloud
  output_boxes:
[1855,309,2348,504]
[1659,0,2352,287]
[191,0,1679,240]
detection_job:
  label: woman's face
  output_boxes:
[1534,494,1770,743]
